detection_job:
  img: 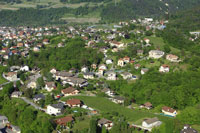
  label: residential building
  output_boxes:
[47,103,64,116]
[162,106,177,117]
[98,118,113,130]
[66,99,82,107]
[159,65,170,73]
[149,50,165,59]
[142,117,162,129]
[61,87,79,96]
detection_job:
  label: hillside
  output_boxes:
[0,0,200,25]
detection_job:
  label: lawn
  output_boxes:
[0,76,7,85]
[61,96,173,124]
[72,115,91,132]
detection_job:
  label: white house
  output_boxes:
[83,72,94,79]
[3,72,18,81]
[20,66,29,72]
[121,72,132,80]
[109,41,124,48]
[47,103,64,116]
[142,117,162,129]
[11,91,22,98]
[162,106,177,117]
[98,64,107,70]
[159,65,170,73]
[45,82,56,92]
[102,88,115,97]
[141,68,149,75]
[149,50,165,59]
[81,66,89,73]
[98,118,113,130]
[118,59,124,67]
[106,59,113,65]
[106,71,117,80]
[166,54,179,62]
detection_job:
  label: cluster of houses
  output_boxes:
[0,115,21,133]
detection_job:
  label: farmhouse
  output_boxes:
[149,50,165,59]
[98,118,113,130]
[61,87,79,96]
[162,106,177,117]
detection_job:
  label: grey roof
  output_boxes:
[64,77,87,84]
[55,71,74,77]
[0,115,8,121]
[180,125,198,133]
[98,118,112,125]
[144,117,159,125]
[51,102,64,109]
[114,96,125,101]
[33,94,45,100]
[101,88,110,93]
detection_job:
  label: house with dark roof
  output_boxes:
[47,102,64,116]
[180,125,198,133]
[98,118,113,130]
[33,94,45,103]
[44,82,56,92]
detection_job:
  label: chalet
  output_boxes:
[162,106,177,117]
[159,65,170,73]
[98,64,107,70]
[55,116,74,128]
[43,39,50,45]
[11,91,22,98]
[112,96,125,104]
[98,118,113,130]
[3,72,18,81]
[142,117,162,129]
[0,115,9,125]
[17,43,24,47]
[140,102,153,110]
[54,71,74,80]
[149,50,165,59]
[66,99,82,107]
[180,125,198,133]
[45,82,56,92]
[105,71,117,80]
[137,50,144,55]
[118,58,124,67]
[123,56,130,63]
[109,41,124,48]
[62,77,88,87]
[33,94,45,103]
[141,68,149,75]
[166,54,179,62]
[121,72,132,80]
[61,87,79,96]
[101,88,115,97]
[83,72,94,79]
[81,66,89,73]
[47,102,64,116]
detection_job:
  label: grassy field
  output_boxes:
[72,115,91,132]
[146,36,180,54]
[62,96,173,123]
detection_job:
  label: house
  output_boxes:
[134,64,141,69]
[91,64,97,69]
[27,73,41,89]
[112,96,124,104]
[101,88,115,97]
[159,65,170,73]
[54,71,74,80]
[20,66,29,72]
[50,68,57,74]
[141,68,149,75]
[81,66,89,73]
[137,50,144,55]
[33,47,40,52]
[105,71,117,80]
[17,43,24,47]
[43,39,50,45]
[55,116,74,128]
[11,91,22,98]
[61,87,79,96]
[166,54,179,62]
[162,106,177,117]
[180,125,198,133]
[3,72,18,81]
[98,69,104,76]
[123,56,130,63]
[121,72,132,80]
[6,125,21,133]
[62,77,88,87]
[110,41,124,48]
[98,118,113,130]
[106,59,113,65]
[66,99,82,107]
[149,50,165,59]
[33,94,45,103]
[142,117,162,129]
[47,102,64,116]
[83,72,94,79]
[144,38,150,44]
[98,64,107,70]
[140,102,153,110]
[118,58,124,67]
[45,82,56,92]
[0,115,9,125]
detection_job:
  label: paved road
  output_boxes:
[20,97,46,112]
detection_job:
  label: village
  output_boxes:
[0,17,199,133]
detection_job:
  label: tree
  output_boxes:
[89,118,97,133]
[164,45,171,53]
[45,94,54,105]
[24,88,33,98]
